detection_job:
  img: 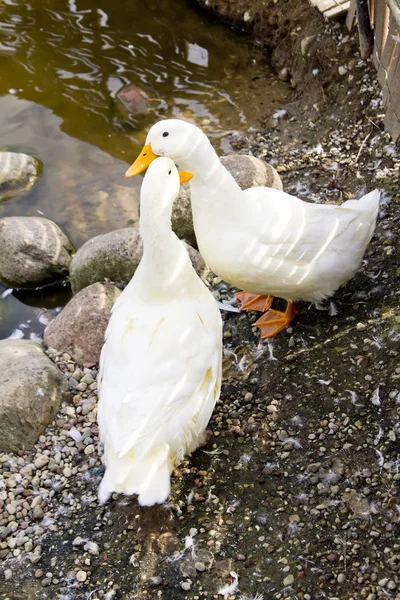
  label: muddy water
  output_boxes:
[0,0,288,338]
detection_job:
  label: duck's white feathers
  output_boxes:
[97,273,222,506]
[200,187,380,302]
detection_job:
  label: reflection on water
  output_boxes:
[0,0,288,338]
[0,0,288,157]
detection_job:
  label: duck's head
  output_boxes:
[140,156,193,208]
[126,119,202,177]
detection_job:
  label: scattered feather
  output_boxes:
[266,341,277,361]
[8,329,24,339]
[318,379,332,385]
[371,386,381,406]
[287,522,298,535]
[238,453,252,466]
[29,332,43,343]
[218,572,239,598]
[376,449,384,468]
[375,426,384,442]
[272,109,287,119]
[217,300,240,313]
[1,288,13,299]
[38,312,50,326]
[329,301,338,316]
[184,535,194,551]
[281,437,302,449]
[69,428,82,443]
[346,389,358,405]
[239,594,263,600]
[36,388,44,397]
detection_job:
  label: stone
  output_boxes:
[116,84,149,114]
[0,340,67,452]
[0,216,74,288]
[44,282,121,364]
[173,154,283,244]
[69,228,142,293]
[69,227,210,293]
[283,574,294,586]
[0,152,40,202]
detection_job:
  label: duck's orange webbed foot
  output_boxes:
[235,292,274,313]
[254,301,296,338]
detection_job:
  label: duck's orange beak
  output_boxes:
[178,171,193,184]
[125,143,158,177]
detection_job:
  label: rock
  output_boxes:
[44,282,121,364]
[116,84,149,114]
[0,152,40,202]
[0,216,74,288]
[172,154,283,244]
[69,228,143,293]
[0,340,67,452]
[283,574,294,586]
[69,227,210,293]
[221,155,283,190]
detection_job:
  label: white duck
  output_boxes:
[126,119,380,337]
[97,157,222,506]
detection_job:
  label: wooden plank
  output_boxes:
[373,0,389,68]
[382,36,400,104]
[369,0,376,25]
[310,0,350,16]
[378,12,398,84]
[385,0,400,31]
[357,0,374,58]
[346,0,358,28]
[384,59,400,140]
[325,2,351,17]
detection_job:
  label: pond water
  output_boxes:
[0,0,288,339]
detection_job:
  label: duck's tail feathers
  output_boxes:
[98,443,172,507]
[343,188,381,215]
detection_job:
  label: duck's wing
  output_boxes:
[241,187,377,267]
[98,297,221,460]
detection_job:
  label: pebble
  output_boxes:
[283,574,294,586]
[34,455,49,469]
[195,561,206,572]
[181,580,192,591]
[76,570,87,582]
[337,573,346,583]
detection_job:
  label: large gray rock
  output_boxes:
[0,216,75,288]
[0,152,40,202]
[69,227,210,294]
[44,282,121,364]
[172,154,283,244]
[0,339,67,452]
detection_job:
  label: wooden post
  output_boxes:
[356,0,374,59]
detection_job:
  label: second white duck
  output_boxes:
[126,119,380,337]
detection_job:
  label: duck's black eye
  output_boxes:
[162,132,169,137]
[168,170,171,175]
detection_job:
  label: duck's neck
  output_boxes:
[134,198,192,296]
[176,130,241,206]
